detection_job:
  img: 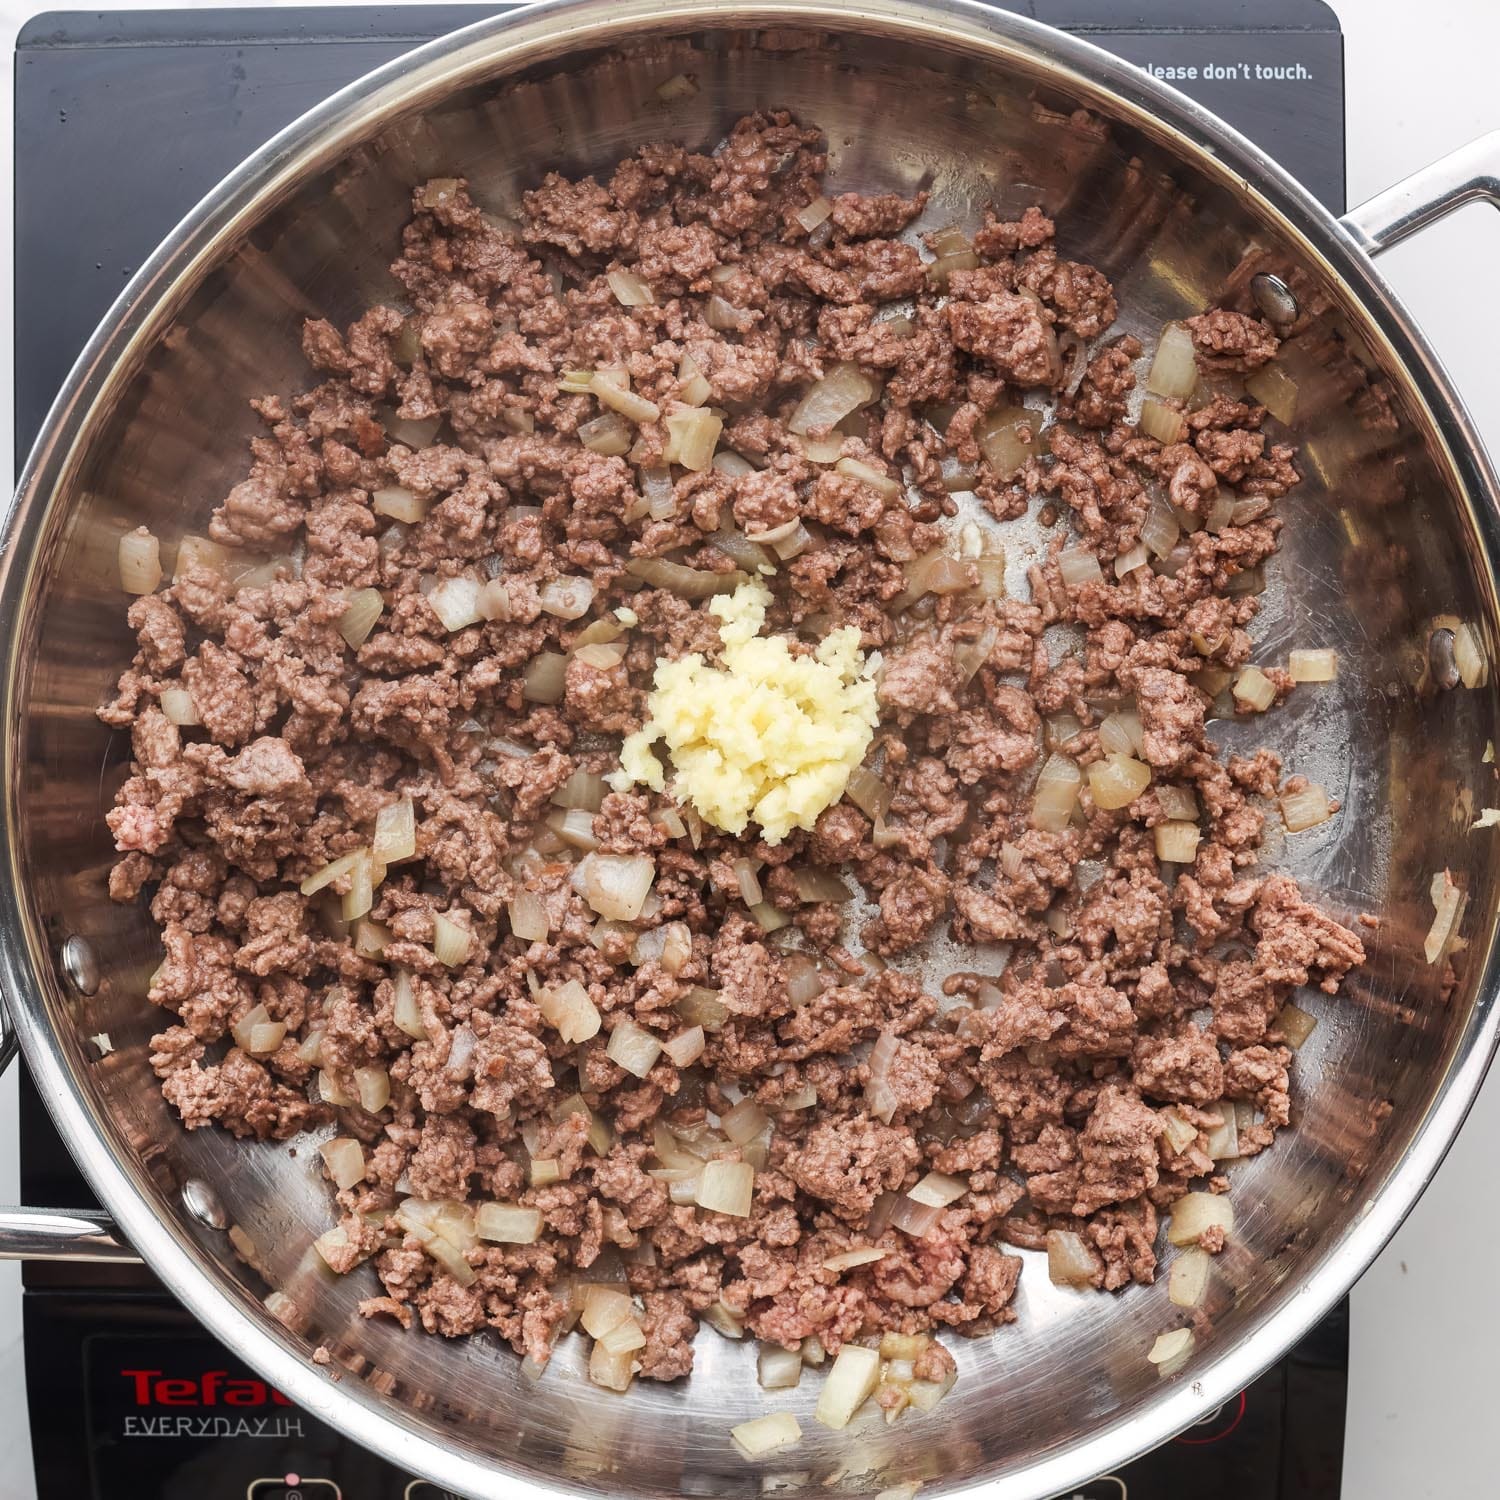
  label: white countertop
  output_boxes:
[2,0,1499,1495]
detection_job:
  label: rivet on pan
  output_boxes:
[181,1178,228,1231]
[60,936,100,996]
[1251,272,1299,328]
[1429,627,1461,690]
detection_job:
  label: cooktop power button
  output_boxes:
[247,1476,343,1499]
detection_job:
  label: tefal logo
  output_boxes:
[121,1368,294,1407]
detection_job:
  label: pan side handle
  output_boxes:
[1343,130,1500,255]
[0,1000,139,1262]
[0,1207,139,1262]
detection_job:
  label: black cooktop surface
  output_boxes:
[14,5,1348,1497]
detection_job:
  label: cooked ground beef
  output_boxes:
[104,111,1365,1399]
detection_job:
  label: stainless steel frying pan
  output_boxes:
[2,3,1499,1496]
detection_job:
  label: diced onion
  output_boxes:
[1159,1108,1199,1155]
[1157,784,1198,820]
[1058,546,1104,589]
[341,849,375,921]
[1204,496,1235,535]
[663,408,723,471]
[523,651,568,704]
[338,587,384,648]
[557,369,596,394]
[748,899,789,933]
[788,363,877,436]
[722,1099,770,1146]
[588,1340,635,1393]
[160,688,201,726]
[546,808,600,855]
[312,1226,354,1272]
[799,433,845,464]
[1288,648,1338,683]
[320,1137,366,1191]
[824,1247,887,1273]
[927,226,979,287]
[540,979,602,1043]
[1166,1191,1235,1247]
[173,533,227,582]
[758,1345,804,1391]
[1204,1108,1239,1161]
[1155,820,1201,862]
[432,911,471,966]
[732,1410,803,1458]
[676,355,711,408]
[835,456,902,498]
[655,71,698,101]
[889,1196,943,1238]
[1280,784,1331,832]
[730,856,764,907]
[907,1171,968,1208]
[119,529,162,595]
[1148,1327,1196,1371]
[623,557,746,599]
[795,195,833,232]
[353,1064,390,1113]
[676,986,728,1031]
[977,407,1036,480]
[372,486,430,523]
[1146,324,1198,399]
[230,1003,270,1052]
[1425,869,1465,965]
[663,1027,705,1067]
[476,1202,543,1244]
[572,852,656,921]
[607,269,654,307]
[1088,752,1152,811]
[1245,363,1299,424]
[1032,753,1082,831]
[475,577,513,622]
[248,1021,286,1056]
[600,1318,647,1356]
[578,412,634,457]
[606,1017,663,1079]
[710,528,774,572]
[1141,496,1181,560]
[393,970,426,1040]
[845,766,891,823]
[1098,711,1145,758]
[1046,1229,1100,1288]
[428,576,482,632]
[705,295,752,332]
[373,797,416,864]
[1233,665,1277,712]
[815,1344,881,1430]
[383,411,441,449]
[1114,542,1149,579]
[591,373,660,425]
[1138,399,1187,444]
[317,1069,355,1107]
[1275,1001,1318,1049]
[697,1160,754,1218]
[1168,1247,1212,1309]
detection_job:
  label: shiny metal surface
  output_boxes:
[1343,127,1500,253]
[0,1208,138,1263]
[1,2,1498,1496]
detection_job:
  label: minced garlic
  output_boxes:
[610,580,880,843]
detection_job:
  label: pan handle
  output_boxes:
[0,1207,139,1262]
[1343,130,1500,255]
[0,995,139,1262]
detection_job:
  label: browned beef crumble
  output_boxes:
[103,111,1365,1387]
